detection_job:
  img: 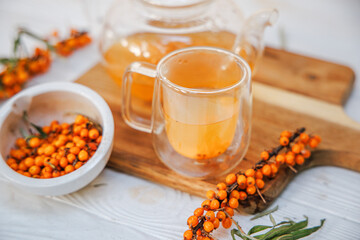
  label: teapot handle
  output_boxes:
[122,62,157,133]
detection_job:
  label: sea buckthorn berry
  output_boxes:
[42,166,53,174]
[89,128,99,140]
[210,199,220,210]
[295,155,305,165]
[313,135,321,143]
[201,200,211,210]
[205,211,215,221]
[28,165,40,175]
[194,208,204,217]
[292,144,301,154]
[78,150,89,161]
[213,218,220,229]
[237,175,247,189]
[67,153,76,163]
[10,163,18,171]
[247,177,255,186]
[229,190,240,200]
[216,182,227,191]
[42,172,52,179]
[260,151,269,161]
[255,170,263,179]
[217,190,227,200]
[23,172,31,177]
[75,115,86,125]
[44,145,55,156]
[228,198,239,209]
[301,149,311,158]
[246,185,256,195]
[225,207,234,217]
[280,130,291,138]
[245,169,255,177]
[309,138,319,148]
[73,126,82,135]
[183,230,193,240]
[187,215,198,227]
[6,158,16,166]
[184,230,193,240]
[220,198,228,208]
[256,179,265,189]
[222,218,232,229]
[18,161,28,171]
[76,140,86,148]
[206,190,216,199]
[225,173,237,185]
[239,191,247,200]
[203,221,214,232]
[52,171,60,178]
[216,211,226,221]
[74,161,83,169]
[275,154,285,165]
[285,153,295,165]
[196,229,201,236]
[24,157,35,168]
[280,137,289,146]
[270,163,278,175]
[96,136,102,144]
[65,165,75,174]
[70,146,80,155]
[35,156,44,167]
[15,138,26,148]
[262,164,271,177]
[80,128,89,138]
[42,126,51,134]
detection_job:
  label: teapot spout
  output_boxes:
[233,9,278,71]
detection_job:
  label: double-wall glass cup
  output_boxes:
[122,47,252,178]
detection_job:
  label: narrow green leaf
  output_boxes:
[270,214,276,226]
[251,205,279,221]
[22,111,47,138]
[232,229,248,240]
[273,219,325,240]
[248,225,272,235]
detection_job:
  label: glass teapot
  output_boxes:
[99,0,278,118]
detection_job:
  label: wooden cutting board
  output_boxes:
[76,47,360,214]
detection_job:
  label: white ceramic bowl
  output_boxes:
[0,82,114,195]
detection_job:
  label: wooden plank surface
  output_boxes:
[76,48,360,213]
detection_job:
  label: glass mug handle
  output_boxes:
[121,62,157,134]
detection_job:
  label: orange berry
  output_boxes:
[29,137,41,148]
[203,221,214,232]
[205,211,215,221]
[80,128,89,138]
[65,165,75,174]
[10,163,18,171]
[217,190,227,200]
[59,157,68,168]
[89,128,99,140]
[295,155,305,165]
[70,146,80,155]
[280,130,291,138]
[18,161,28,171]
[270,163,278,175]
[228,198,239,209]
[187,215,198,227]
[292,144,301,154]
[213,218,220,229]
[237,175,247,189]
[309,138,319,148]
[15,138,27,148]
[239,191,247,200]
[96,136,102,144]
[216,182,227,191]
[210,199,220,210]
[313,135,321,143]
[183,230,193,240]
[225,173,237,185]
[246,185,256,195]
[201,200,211,210]
[245,169,255,177]
[44,145,55,156]
[23,172,31,177]
[42,166,53,174]
[78,150,89,161]
[75,115,86,125]
[184,230,193,240]
[206,190,216,199]
[229,190,240,200]
[260,151,269,161]
[262,164,271,177]
[42,172,52,179]
[74,161,83,169]
[216,211,226,221]
[194,208,204,217]
[275,154,285,165]
[225,207,234,217]
[67,153,76,163]
[6,158,17,166]
[301,149,311,158]
[255,170,263,179]
[247,177,255,186]
[28,165,40,175]
[280,137,289,146]
[42,126,51,134]
[220,198,228,208]
[76,140,86,148]
[256,179,265,189]
[299,133,309,143]
[285,153,295,165]
[222,218,232,229]
[52,171,61,178]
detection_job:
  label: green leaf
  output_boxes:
[22,111,47,139]
[270,214,276,226]
[232,229,248,240]
[251,205,279,221]
[273,219,325,240]
[248,225,272,235]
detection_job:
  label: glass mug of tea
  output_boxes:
[122,47,252,178]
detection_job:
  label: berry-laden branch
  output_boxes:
[184,128,321,240]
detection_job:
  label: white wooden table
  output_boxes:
[0,0,359,239]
